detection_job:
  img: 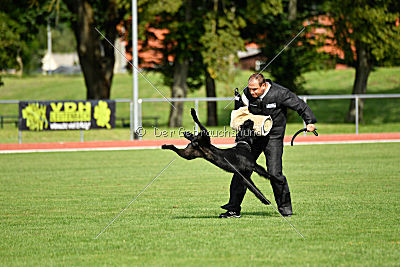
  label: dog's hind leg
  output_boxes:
[239,175,271,205]
[161,144,204,160]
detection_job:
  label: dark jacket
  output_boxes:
[243,80,317,139]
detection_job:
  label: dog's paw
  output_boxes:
[161,144,170,149]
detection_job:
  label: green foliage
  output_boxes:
[0,13,23,70]
[139,0,183,15]
[0,1,50,74]
[37,0,77,53]
[244,1,331,94]
[200,2,245,84]
[241,0,282,25]
[36,22,77,53]
[137,0,287,94]
[329,0,400,66]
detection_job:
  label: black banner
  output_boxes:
[19,100,116,131]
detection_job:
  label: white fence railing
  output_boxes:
[1,94,400,143]
[137,94,400,136]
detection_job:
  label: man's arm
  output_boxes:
[281,89,317,129]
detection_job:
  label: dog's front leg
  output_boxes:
[253,164,284,184]
[183,131,195,141]
[162,144,204,160]
[253,164,272,180]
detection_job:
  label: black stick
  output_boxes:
[291,128,318,146]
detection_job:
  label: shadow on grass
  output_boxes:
[173,215,220,219]
[173,210,277,219]
[242,210,278,217]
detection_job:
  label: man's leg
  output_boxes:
[264,139,293,216]
[221,138,265,214]
[221,171,251,213]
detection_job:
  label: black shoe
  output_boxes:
[281,213,292,217]
[220,204,230,210]
[219,211,241,218]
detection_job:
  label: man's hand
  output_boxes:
[306,124,316,132]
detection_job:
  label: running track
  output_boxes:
[1,133,400,153]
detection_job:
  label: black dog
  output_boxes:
[162,108,276,205]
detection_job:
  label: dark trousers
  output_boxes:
[222,137,293,216]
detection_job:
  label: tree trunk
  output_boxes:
[16,51,23,77]
[168,59,189,127]
[288,0,297,21]
[168,0,191,127]
[205,69,218,126]
[345,42,372,123]
[64,0,118,100]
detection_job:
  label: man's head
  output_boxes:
[248,73,268,98]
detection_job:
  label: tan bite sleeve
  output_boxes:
[230,106,273,136]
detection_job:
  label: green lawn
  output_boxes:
[1,143,399,265]
[0,67,399,143]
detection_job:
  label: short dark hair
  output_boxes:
[248,73,266,86]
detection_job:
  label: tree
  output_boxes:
[62,0,125,99]
[5,0,127,98]
[0,1,48,80]
[0,12,21,86]
[167,0,193,127]
[239,0,328,95]
[0,13,22,75]
[138,0,201,127]
[139,0,245,127]
[200,0,245,126]
[328,0,400,122]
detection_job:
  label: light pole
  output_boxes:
[131,0,139,140]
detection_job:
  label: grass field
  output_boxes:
[1,143,399,265]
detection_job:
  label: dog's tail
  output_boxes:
[190,108,208,134]
[190,108,199,123]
